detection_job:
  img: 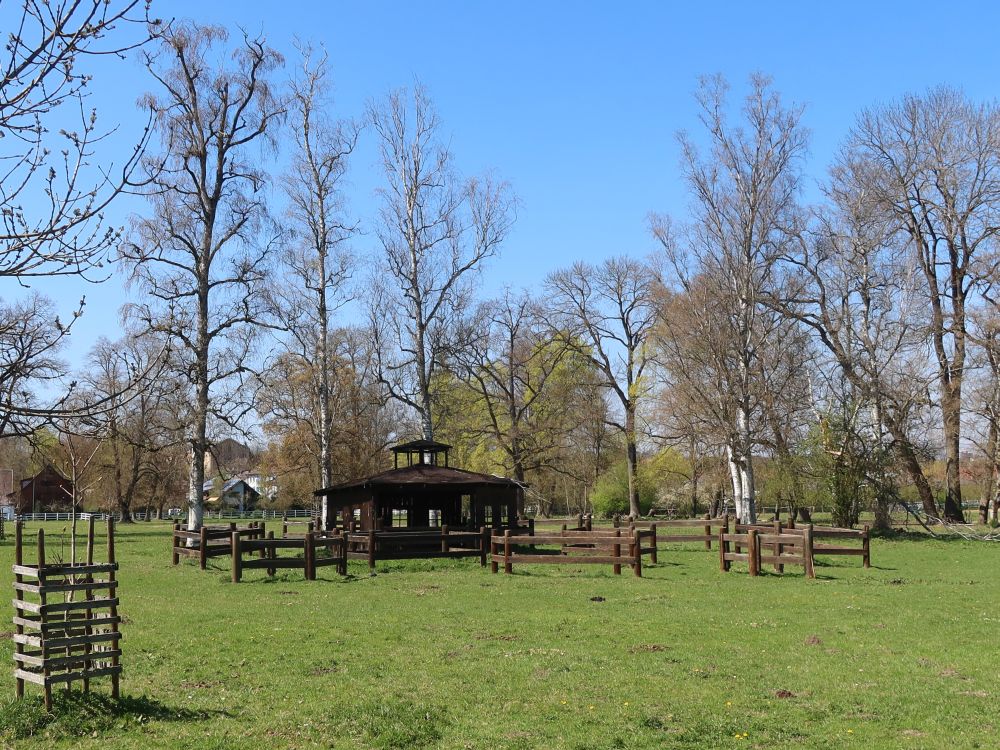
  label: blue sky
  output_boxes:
[10,0,1000,369]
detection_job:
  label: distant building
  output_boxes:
[244,472,277,503]
[203,438,255,478]
[202,477,260,512]
[7,465,73,514]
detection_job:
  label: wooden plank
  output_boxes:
[657,534,712,543]
[813,546,864,555]
[13,631,118,650]
[13,597,118,615]
[13,563,118,577]
[722,553,750,562]
[240,559,305,570]
[492,553,636,565]
[13,580,116,595]
[14,615,120,633]
[15,649,122,669]
[15,666,121,687]
[241,539,306,551]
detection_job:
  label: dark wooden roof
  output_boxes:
[314,464,521,496]
[390,439,453,452]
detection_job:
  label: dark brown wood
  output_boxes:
[14,521,23,699]
[231,532,242,583]
[367,529,376,575]
[863,525,871,568]
[747,529,759,577]
[613,529,621,575]
[804,524,815,579]
[504,530,512,574]
[649,523,658,564]
[199,526,208,570]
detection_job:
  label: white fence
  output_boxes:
[15,508,319,523]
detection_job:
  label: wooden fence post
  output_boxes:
[107,518,120,699]
[199,526,208,570]
[649,523,658,564]
[441,524,449,554]
[718,528,728,572]
[862,525,871,568]
[13,521,23,699]
[560,523,567,555]
[367,528,376,575]
[747,529,759,577]
[804,524,815,579]
[490,531,499,574]
[83,517,95,693]
[304,532,315,580]
[613,528,622,575]
[258,522,267,558]
[231,532,242,583]
[265,531,276,577]
[37,529,52,710]
[632,531,642,578]
[773,520,783,573]
[339,530,349,576]
[504,530,512,574]
[479,527,488,566]
[704,513,712,550]
[282,515,288,538]
[528,517,535,536]
[172,523,180,565]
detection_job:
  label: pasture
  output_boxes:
[0,522,995,749]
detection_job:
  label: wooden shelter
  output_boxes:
[315,440,524,532]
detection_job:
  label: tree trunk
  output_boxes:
[895,438,940,520]
[941,389,966,523]
[982,415,997,525]
[625,406,640,518]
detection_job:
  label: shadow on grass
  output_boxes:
[0,691,226,741]
[873,528,990,543]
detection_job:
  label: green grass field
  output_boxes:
[0,522,996,749]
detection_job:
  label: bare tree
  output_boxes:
[843,87,1000,523]
[368,85,514,441]
[547,257,657,518]
[778,152,943,523]
[122,23,284,532]
[268,44,357,515]
[652,74,807,523]
[0,0,157,432]
[85,335,182,522]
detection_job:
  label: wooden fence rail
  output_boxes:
[642,515,728,549]
[720,525,816,578]
[345,527,490,575]
[231,531,346,582]
[172,522,265,569]
[491,529,643,577]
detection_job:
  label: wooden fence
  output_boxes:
[645,515,728,549]
[12,518,121,711]
[491,528,643,576]
[172,522,265,569]
[346,527,489,574]
[231,531,346,582]
[720,525,816,578]
[803,524,871,568]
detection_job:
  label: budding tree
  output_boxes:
[122,24,284,531]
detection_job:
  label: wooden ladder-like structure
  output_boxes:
[12,518,122,710]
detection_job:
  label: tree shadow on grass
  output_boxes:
[873,528,992,543]
[0,691,227,741]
